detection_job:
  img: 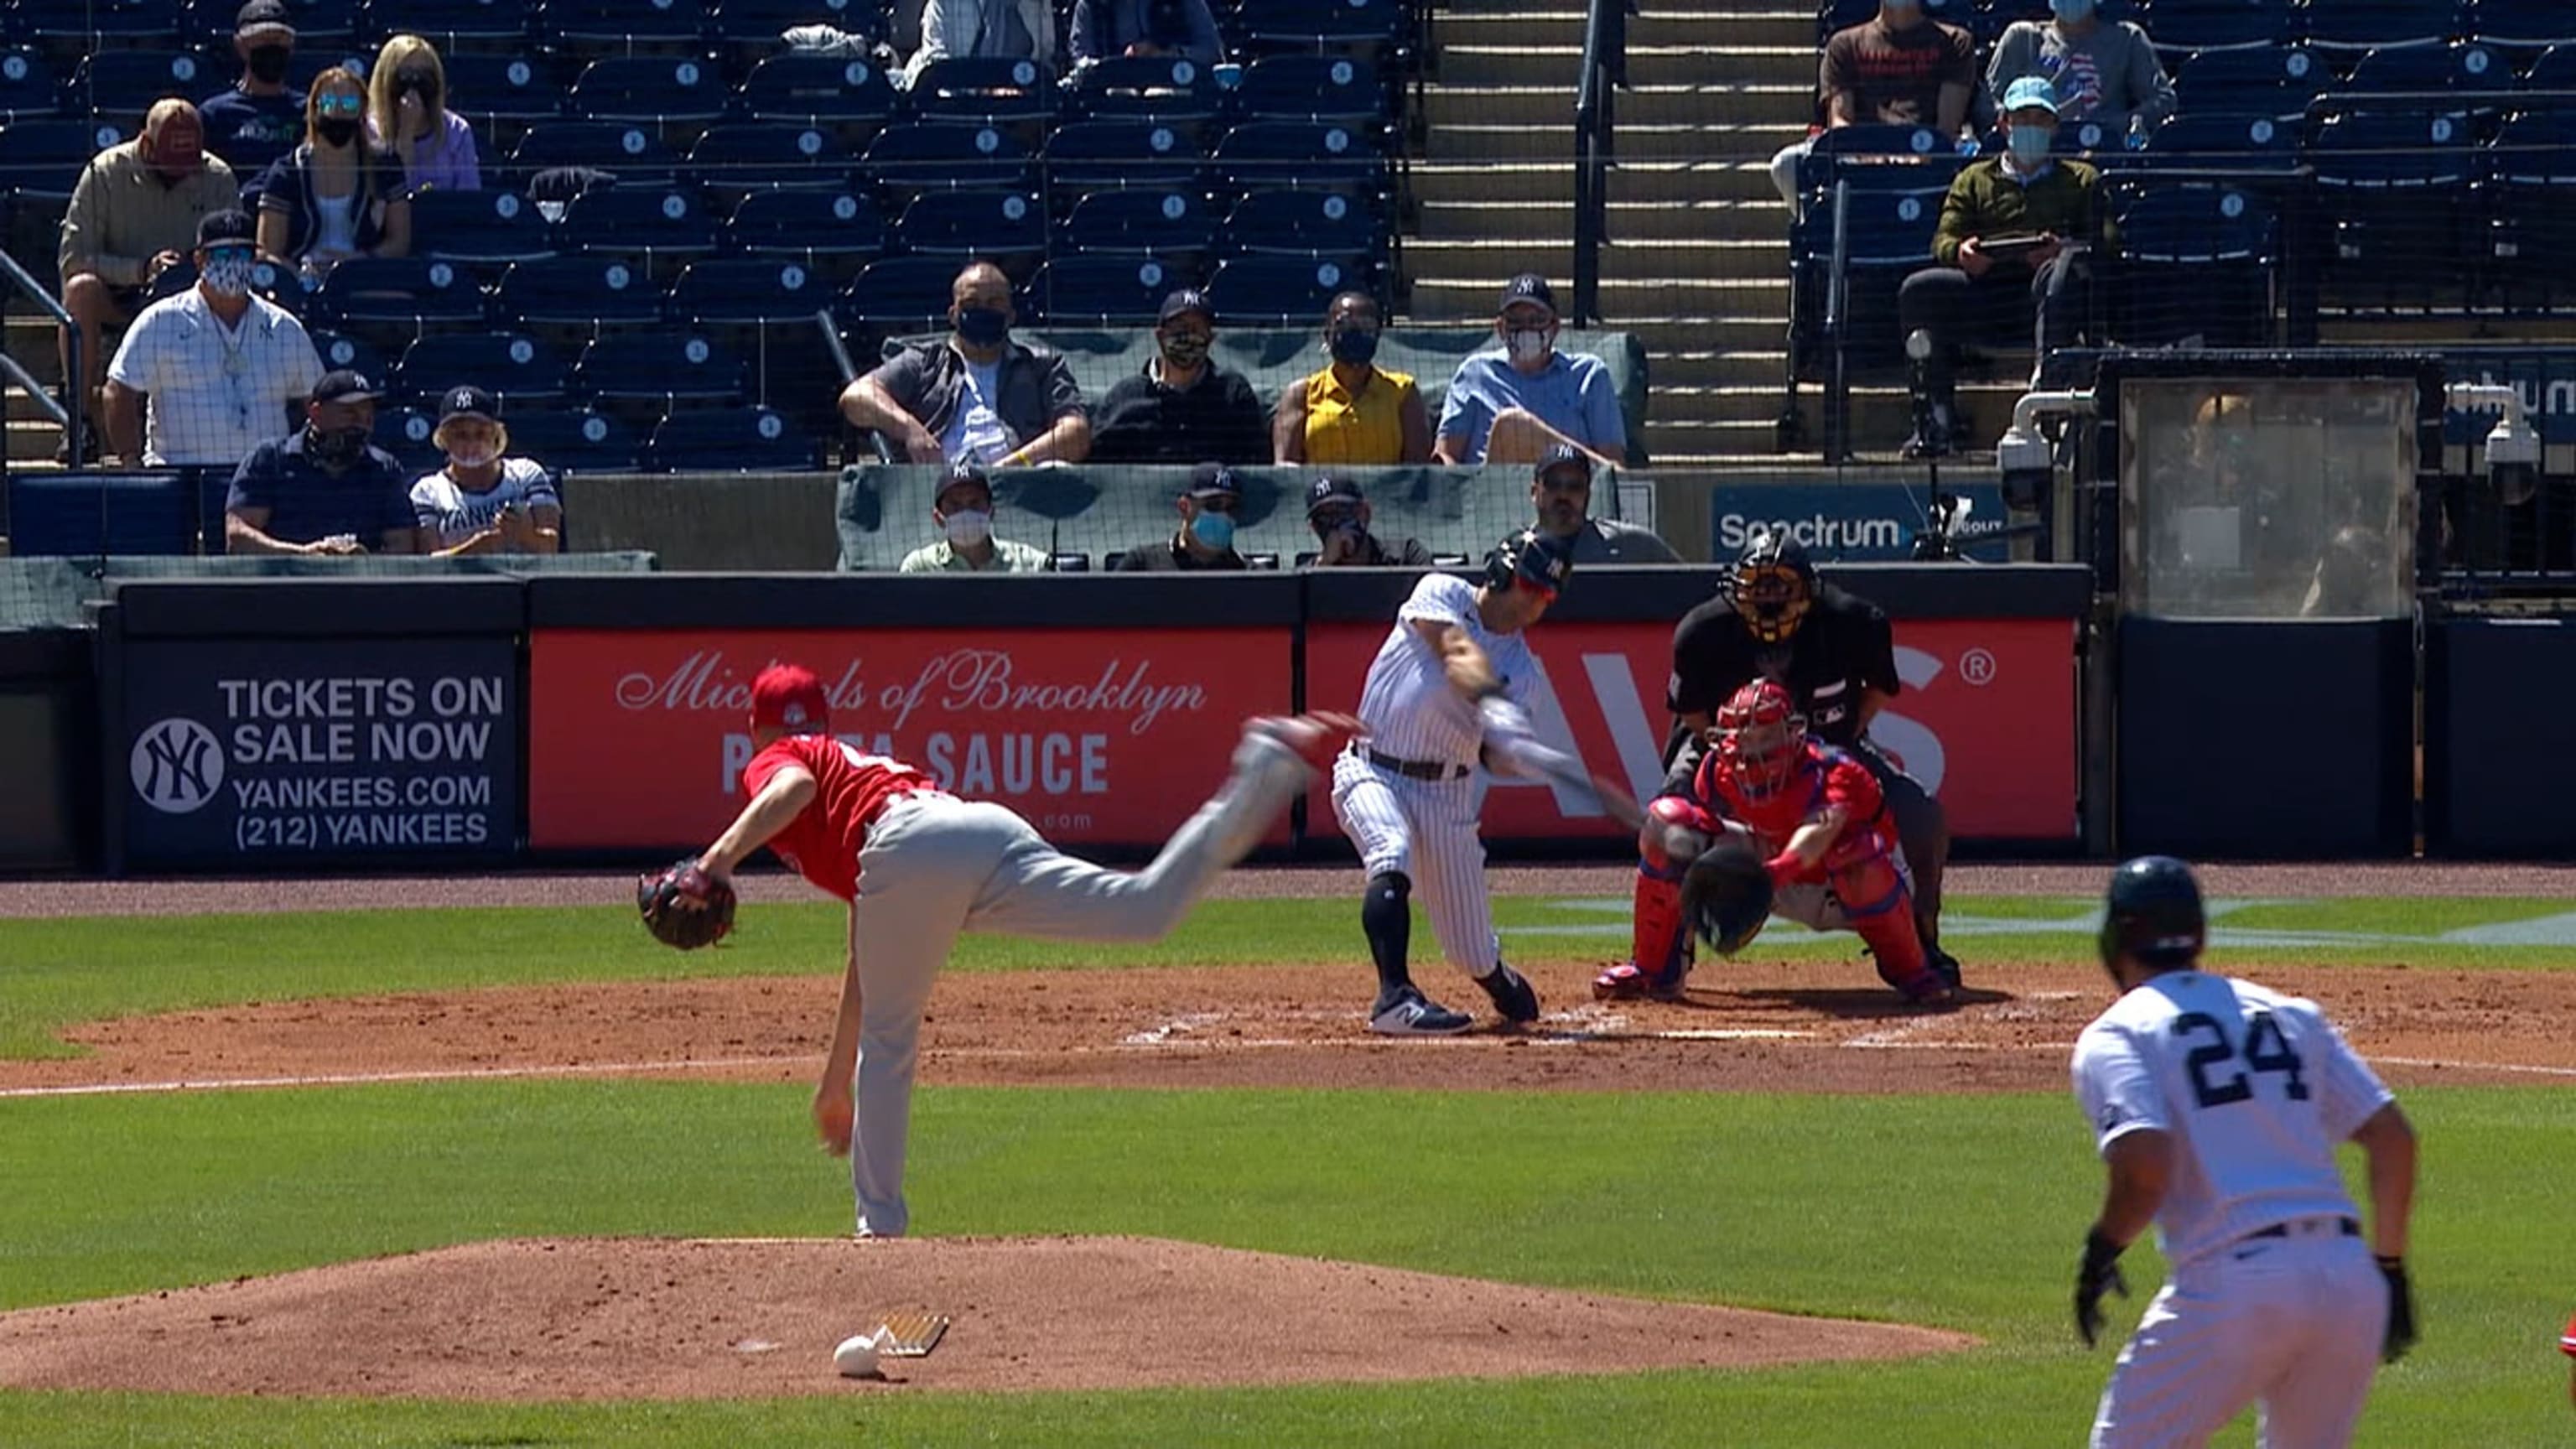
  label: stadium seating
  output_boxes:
[1042,120,1208,195]
[2131,112,2300,170]
[669,256,828,324]
[568,56,731,128]
[4,472,195,555]
[66,51,211,121]
[1232,56,1384,126]
[410,187,557,265]
[559,184,721,264]
[313,257,486,331]
[1027,255,1188,325]
[568,328,747,406]
[1233,0,1407,55]
[538,0,709,55]
[373,404,443,470]
[2482,109,2576,306]
[362,0,533,49]
[685,122,849,194]
[839,254,970,330]
[0,50,60,123]
[2475,0,2576,48]
[639,405,816,472]
[2306,109,2478,301]
[1222,186,1382,266]
[507,122,680,185]
[0,118,112,204]
[2301,0,2464,52]
[906,57,1053,127]
[392,330,569,404]
[439,52,567,130]
[2136,0,2295,54]
[860,122,1035,192]
[2173,45,2325,118]
[2114,184,2277,344]
[735,52,899,130]
[1061,187,1218,262]
[2518,44,2576,88]
[1213,120,1385,192]
[2342,41,2513,97]
[725,188,886,274]
[1068,55,1218,123]
[12,0,182,50]
[502,406,639,471]
[307,327,392,381]
[1203,255,1359,323]
[496,255,667,327]
[891,189,1047,266]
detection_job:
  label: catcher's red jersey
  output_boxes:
[2561,1311,2575,1358]
[743,734,943,901]
[1693,742,1898,870]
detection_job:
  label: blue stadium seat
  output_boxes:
[502,407,638,470]
[1026,255,1191,325]
[2306,110,2478,290]
[639,405,816,472]
[2116,184,2277,343]
[569,328,746,403]
[2173,44,2327,117]
[314,257,486,329]
[1792,123,1962,202]
[1221,187,1379,263]
[2302,0,2464,52]
[2525,44,2576,87]
[392,330,568,405]
[3,472,194,556]
[12,0,182,49]
[1213,120,1385,192]
[281,46,381,94]
[726,188,886,267]
[1229,56,1383,125]
[496,255,666,326]
[0,118,123,202]
[891,189,1046,263]
[2134,0,2294,53]
[539,0,710,51]
[668,257,828,323]
[1067,55,1218,123]
[860,122,1034,191]
[569,55,730,127]
[2343,40,2513,94]
[1042,120,1207,193]
[0,50,62,123]
[2131,112,2300,169]
[559,184,721,260]
[196,0,359,49]
[2482,110,2576,294]
[684,122,851,194]
[373,404,442,470]
[2476,0,2576,48]
[361,0,533,48]
[410,187,557,265]
[307,327,392,380]
[736,52,899,128]
[839,254,968,329]
[709,0,880,43]
[507,122,680,185]
[1061,187,1218,261]
[1231,0,1405,54]
[1816,182,1946,268]
[435,52,565,127]
[1202,255,1358,323]
[65,51,214,122]
[905,57,1053,126]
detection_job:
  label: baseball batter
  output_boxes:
[1330,528,1580,1036]
[1599,678,1952,1005]
[684,662,1359,1238]
[2072,856,2419,1449]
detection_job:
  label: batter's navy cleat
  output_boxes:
[1893,971,1958,1008]
[1368,988,1473,1036]
[1477,963,1541,1025]
[1924,942,1963,991]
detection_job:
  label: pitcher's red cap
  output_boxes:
[750,662,829,733]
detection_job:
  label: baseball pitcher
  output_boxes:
[2072,856,2419,1449]
[641,662,1360,1238]
[1597,678,1954,1006]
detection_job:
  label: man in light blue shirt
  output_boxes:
[1433,273,1629,467]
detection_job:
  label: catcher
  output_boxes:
[640,662,1361,1239]
[1594,678,1955,1007]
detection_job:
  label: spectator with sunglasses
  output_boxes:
[1090,288,1269,465]
[256,66,411,281]
[1275,291,1430,467]
[102,208,321,469]
[1530,444,1675,564]
[368,35,480,195]
[1303,474,1432,568]
[1115,461,1251,571]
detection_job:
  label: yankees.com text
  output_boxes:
[720,731,1111,797]
[215,672,506,851]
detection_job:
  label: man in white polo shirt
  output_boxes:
[102,207,322,468]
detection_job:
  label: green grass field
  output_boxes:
[3,891,2573,1446]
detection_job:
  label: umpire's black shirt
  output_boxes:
[1666,582,1901,750]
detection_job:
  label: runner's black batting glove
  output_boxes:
[2075,1228,2130,1348]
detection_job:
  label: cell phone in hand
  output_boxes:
[1978,233,2050,260]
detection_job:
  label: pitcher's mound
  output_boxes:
[0,1235,1973,1400]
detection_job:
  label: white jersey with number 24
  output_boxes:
[2071,971,2393,1269]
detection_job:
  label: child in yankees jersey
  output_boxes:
[1599,677,1952,1005]
[407,385,560,556]
[1329,527,1580,1036]
[692,662,1359,1238]
[2071,856,2418,1449]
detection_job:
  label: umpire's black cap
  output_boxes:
[2099,855,2206,972]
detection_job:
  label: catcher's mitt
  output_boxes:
[1680,835,1774,956]
[637,859,737,950]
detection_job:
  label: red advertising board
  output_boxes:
[528,629,1294,849]
[1304,617,2079,841]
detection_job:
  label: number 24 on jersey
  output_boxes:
[2175,1010,2311,1109]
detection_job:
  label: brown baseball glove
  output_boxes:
[637,859,736,950]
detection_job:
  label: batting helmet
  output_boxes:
[1715,678,1805,801]
[1727,527,1816,643]
[1485,527,1574,598]
[2099,855,2205,972]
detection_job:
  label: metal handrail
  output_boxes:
[0,247,77,454]
[1571,0,1632,325]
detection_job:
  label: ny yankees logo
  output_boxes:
[132,717,224,814]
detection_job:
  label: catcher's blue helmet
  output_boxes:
[2099,854,2205,970]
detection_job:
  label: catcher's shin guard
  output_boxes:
[1836,856,1943,1000]
[1604,797,1714,998]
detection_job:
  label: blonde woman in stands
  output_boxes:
[368,35,480,195]
[1274,291,1431,466]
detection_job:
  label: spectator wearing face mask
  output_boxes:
[1987,0,2175,141]
[1434,273,1628,467]
[1275,291,1430,466]
[409,385,561,556]
[839,260,1091,467]
[225,369,424,555]
[257,65,412,279]
[199,0,305,206]
[1068,0,1223,65]
[1116,461,1249,571]
[368,34,480,194]
[1090,288,1270,464]
[57,98,238,460]
[1303,474,1432,568]
[101,209,320,469]
[899,459,1048,573]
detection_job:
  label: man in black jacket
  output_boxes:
[1088,288,1270,465]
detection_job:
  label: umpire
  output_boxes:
[1665,528,1957,980]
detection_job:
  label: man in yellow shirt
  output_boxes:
[1273,291,1430,466]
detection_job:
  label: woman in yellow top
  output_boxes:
[1273,292,1431,465]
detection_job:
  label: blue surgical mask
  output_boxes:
[2008,126,2054,165]
[1189,511,1235,550]
[953,305,1010,346]
[2050,0,2093,18]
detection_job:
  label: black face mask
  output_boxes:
[395,66,439,104]
[315,117,360,148]
[246,44,292,85]
[953,306,1010,347]
[308,423,370,470]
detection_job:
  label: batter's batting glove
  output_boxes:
[638,859,737,951]
[2074,1228,2130,1348]
[2377,1255,2416,1363]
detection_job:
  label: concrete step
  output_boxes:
[1410,158,1776,205]
[8,418,61,461]
[1438,43,1815,89]
[1631,11,1816,50]
[1620,316,1792,351]
[1415,195,1790,243]
[1655,349,1794,391]
[1408,271,1787,320]
[1421,83,1816,131]
[1405,235,1775,283]
[1429,124,1791,166]
[1431,13,1584,58]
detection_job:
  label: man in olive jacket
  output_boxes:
[1897,75,2116,458]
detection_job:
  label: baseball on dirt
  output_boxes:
[833,1328,885,1377]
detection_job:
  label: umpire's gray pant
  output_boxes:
[1662,732,1949,945]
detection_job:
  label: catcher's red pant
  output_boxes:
[1628,797,1935,995]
